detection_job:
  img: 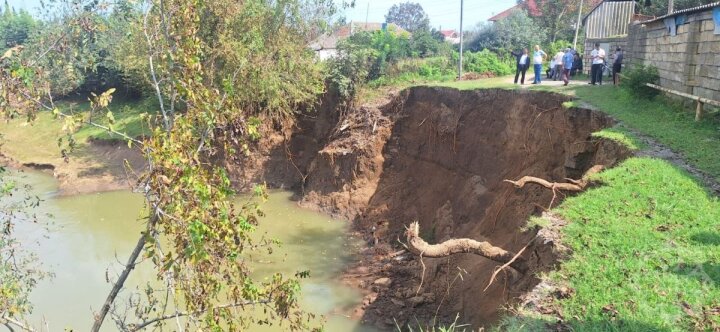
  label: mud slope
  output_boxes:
[230,86,630,329]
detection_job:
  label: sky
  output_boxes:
[6,0,516,31]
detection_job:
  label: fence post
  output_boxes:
[695,100,704,122]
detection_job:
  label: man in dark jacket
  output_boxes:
[511,48,530,84]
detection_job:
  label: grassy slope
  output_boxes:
[0,98,150,165]
[409,77,720,330]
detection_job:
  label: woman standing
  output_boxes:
[532,45,547,84]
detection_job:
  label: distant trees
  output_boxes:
[385,2,430,33]
[0,3,37,49]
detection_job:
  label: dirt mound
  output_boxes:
[230,86,630,330]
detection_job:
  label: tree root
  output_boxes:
[504,165,604,192]
[405,222,528,274]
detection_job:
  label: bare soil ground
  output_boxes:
[231,87,632,329]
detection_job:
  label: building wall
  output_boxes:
[626,8,720,101]
[585,1,636,39]
[583,37,628,75]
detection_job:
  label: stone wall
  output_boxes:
[583,37,628,76]
[626,8,720,101]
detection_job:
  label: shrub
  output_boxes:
[459,49,513,76]
[623,64,660,99]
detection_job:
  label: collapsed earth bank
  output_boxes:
[229,86,631,329]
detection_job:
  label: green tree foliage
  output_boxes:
[465,11,546,53]
[1,0,335,329]
[638,0,717,16]
[530,0,579,42]
[0,167,48,327]
[0,3,37,49]
[384,2,430,33]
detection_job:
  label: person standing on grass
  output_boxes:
[553,49,565,80]
[562,47,574,86]
[613,47,624,86]
[511,48,530,84]
[532,45,547,84]
[590,43,606,85]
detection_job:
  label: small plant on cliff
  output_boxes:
[623,64,660,99]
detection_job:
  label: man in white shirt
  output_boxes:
[532,45,547,84]
[553,50,565,80]
[590,43,606,85]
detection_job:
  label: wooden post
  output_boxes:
[695,100,704,122]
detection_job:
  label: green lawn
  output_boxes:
[499,157,720,331]
[0,97,152,165]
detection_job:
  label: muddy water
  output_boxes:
[9,170,378,331]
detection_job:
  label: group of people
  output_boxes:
[511,43,624,86]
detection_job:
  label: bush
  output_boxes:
[623,64,660,99]
[458,49,513,76]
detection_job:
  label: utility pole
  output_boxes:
[457,0,464,79]
[365,2,369,29]
[573,0,584,49]
[668,0,674,14]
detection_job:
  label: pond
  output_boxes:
[8,169,378,331]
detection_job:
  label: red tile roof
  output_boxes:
[488,0,542,22]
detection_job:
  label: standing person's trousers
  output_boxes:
[533,64,542,83]
[514,64,528,84]
[591,64,603,84]
[563,68,571,85]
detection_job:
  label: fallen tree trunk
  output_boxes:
[405,222,528,274]
[504,165,604,191]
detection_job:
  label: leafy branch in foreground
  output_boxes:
[1,0,339,330]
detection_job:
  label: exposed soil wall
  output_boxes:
[229,86,631,329]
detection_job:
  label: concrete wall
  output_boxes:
[626,9,720,101]
[583,37,628,75]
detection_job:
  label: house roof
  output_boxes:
[638,1,720,24]
[308,22,407,51]
[582,0,633,24]
[487,0,541,22]
[439,30,457,37]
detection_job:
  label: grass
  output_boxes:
[374,75,720,330]
[0,97,152,165]
[500,157,720,331]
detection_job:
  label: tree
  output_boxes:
[638,0,716,16]
[0,0,336,330]
[529,0,579,42]
[384,2,430,33]
[0,3,37,49]
[465,11,546,53]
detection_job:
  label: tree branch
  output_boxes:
[91,214,158,332]
[128,300,272,331]
[405,222,528,274]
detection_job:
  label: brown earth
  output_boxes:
[0,138,146,195]
[229,86,632,330]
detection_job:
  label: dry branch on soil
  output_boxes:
[504,165,604,192]
[405,222,528,273]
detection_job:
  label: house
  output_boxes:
[439,30,460,44]
[308,22,408,60]
[581,0,645,73]
[625,2,720,100]
[487,0,541,22]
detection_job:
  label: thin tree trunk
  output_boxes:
[91,215,156,332]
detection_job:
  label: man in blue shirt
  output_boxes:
[562,47,574,86]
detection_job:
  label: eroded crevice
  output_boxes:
[228,86,631,330]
